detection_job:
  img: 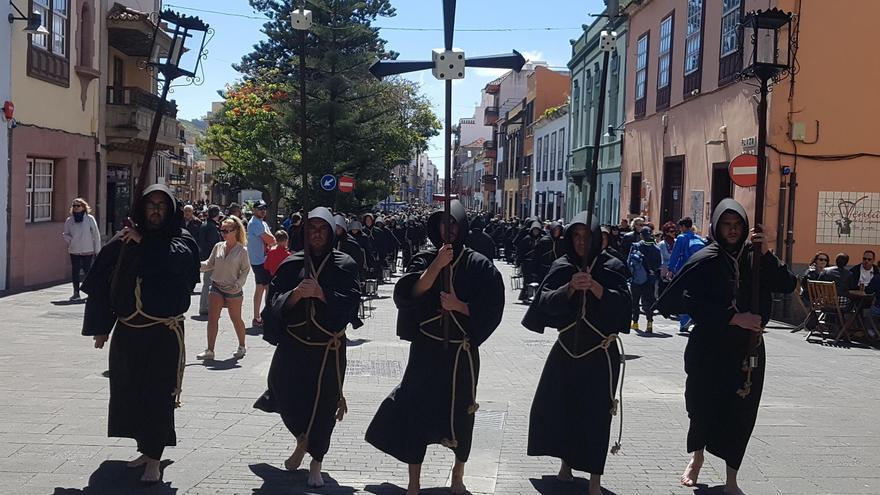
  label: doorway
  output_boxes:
[660,156,684,224]
[711,162,733,213]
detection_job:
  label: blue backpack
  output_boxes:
[627,244,649,285]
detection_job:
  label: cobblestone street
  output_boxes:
[1,261,878,495]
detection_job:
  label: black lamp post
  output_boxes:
[137,9,210,200]
[7,1,49,35]
[737,8,793,399]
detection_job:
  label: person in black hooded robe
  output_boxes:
[655,198,795,495]
[80,184,200,483]
[259,207,361,488]
[536,221,564,281]
[465,216,496,260]
[516,221,545,301]
[334,214,365,282]
[522,211,631,495]
[366,200,504,495]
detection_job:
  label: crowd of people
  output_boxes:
[69,186,800,495]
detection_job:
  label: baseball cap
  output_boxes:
[254,200,268,210]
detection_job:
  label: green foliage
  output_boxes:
[210,0,442,212]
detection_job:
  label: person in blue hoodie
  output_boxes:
[667,217,706,331]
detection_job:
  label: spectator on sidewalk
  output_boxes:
[228,202,242,219]
[247,200,276,328]
[264,230,290,277]
[619,217,645,258]
[849,250,879,290]
[63,198,102,301]
[197,216,250,361]
[181,205,202,241]
[668,217,706,332]
[820,253,854,308]
[197,205,222,315]
[800,251,829,306]
[658,221,678,296]
[628,226,662,333]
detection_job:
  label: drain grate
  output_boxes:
[473,410,506,430]
[346,359,402,378]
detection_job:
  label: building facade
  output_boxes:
[0,2,11,290]
[8,0,103,289]
[567,0,630,224]
[532,106,568,220]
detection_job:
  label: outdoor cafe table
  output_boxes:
[839,290,878,342]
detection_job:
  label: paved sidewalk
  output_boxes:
[0,260,878,494]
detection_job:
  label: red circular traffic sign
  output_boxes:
[338,176,355,193]
[729,154,758,187]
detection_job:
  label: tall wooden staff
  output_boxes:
[291,6,312,275]
[369,0,525,345]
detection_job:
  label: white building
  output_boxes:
[0,1,10,290]
[532,106,568,220]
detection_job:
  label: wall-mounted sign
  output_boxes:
[817,191,880,244]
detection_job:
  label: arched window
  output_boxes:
[78,1,93,68]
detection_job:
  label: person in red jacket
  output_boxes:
[264,230,291,277]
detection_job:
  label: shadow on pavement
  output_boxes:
[633,330,673,338]
[692,485,724,494]
[190,314,209,322]
[249,463,355,494]
[52,460,177,495]
[347,338,370,347]
[246,326,264,336]
[530,475,619,494]
[364,483,454,495]
[51,299,87,306]
[623,354,641,361]
[202,357,242,371]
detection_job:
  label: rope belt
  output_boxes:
[283,254,348,444]
[119,279,186,408]
[556,274,627,454]
[418,311,478,450]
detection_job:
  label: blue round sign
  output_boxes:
[320,174,337,191]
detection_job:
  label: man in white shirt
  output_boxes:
[849,250,879,289]
[247,200,276,327]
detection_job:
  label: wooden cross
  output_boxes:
[368,0,525,345]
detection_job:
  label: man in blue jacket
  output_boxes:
[667,217,706,332]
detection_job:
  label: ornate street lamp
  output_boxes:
[737,8,793,399]
[7,1,49,35]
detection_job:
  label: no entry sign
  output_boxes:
[729,154,759,188]
[338,176,355,193]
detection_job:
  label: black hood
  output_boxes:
[710,198,749,250]
[563,211,603,266]
[362,213,375,228]
[426,200,468,248]
[549,222,563,238]
[132,183,180,238]
[308,206,336,251]
[529,220,543,237]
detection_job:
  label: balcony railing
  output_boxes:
[483,140,496,150]
[484,106,499,126]
[485,82,501,94]
[107,86,178,118]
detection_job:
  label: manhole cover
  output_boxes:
[473,410,506,430]
[347,359,402,378]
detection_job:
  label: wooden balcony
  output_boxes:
[484,106,499,126]
[105,86,180,153]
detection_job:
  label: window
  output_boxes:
[549,132,557,181]
[558,129,565,180]
[28,0,70,86]
[635,33,649,118]
[52,0,68,56]
[536,137,543,182]
[629,172,642,215]
[718,0,744,84]
[26,159,54,223]
[572,80,580,147]
[585,70,593,108]
[657,15,673,89]
[685,0,703,75]
[720,0,742,57]
[542,132,550,181]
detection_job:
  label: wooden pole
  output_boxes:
[298,27,312,276]
[442,79,452,347]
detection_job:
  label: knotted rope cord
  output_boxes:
[720,242,760,398]
[417,249,478,450]
[283,253,349,444]
[118,279,186,408]
[557,258,626,453]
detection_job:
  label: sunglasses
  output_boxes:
[864,258,874,262]
[72,204,84,208]
[817,258,829,262]
[220,229,235,234]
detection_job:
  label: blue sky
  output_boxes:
[164,0,606,176]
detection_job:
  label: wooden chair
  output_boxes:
[790,277,812,333]
[805,280,848,342]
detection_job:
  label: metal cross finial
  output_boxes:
[368,0,525,346]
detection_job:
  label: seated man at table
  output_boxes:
[820,253,853,311]
[848,250,879,290]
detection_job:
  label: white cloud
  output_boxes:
[469,50,550,79]
[521,50,546,63]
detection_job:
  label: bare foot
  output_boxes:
[557,462,574,483]
[588,474,602,495]
[450,462,466,495]
[140,458,161,483]
[307,460,324,487]
[284,446,306,471]
[126,454,149,468]
[680,455,703,487]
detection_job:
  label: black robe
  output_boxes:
[262,250,361,462]
[655,199,796,470]
[81,224,199,454]
[522,251,631,475]
[337,234,366,281]
[466,229,496,260]
[366,247,504,464]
